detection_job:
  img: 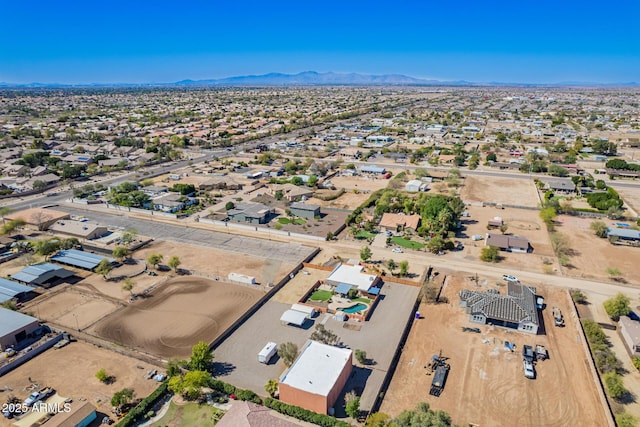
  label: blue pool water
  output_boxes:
[338,303,367,313]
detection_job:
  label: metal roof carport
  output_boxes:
[0,278,34,302]
[51,249,114,270]
[280,309,308,327]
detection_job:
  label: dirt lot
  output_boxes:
[615,186,640,217]
[456,205,558,274]
[380,274,608,426]
[134,240,294,285]
[556,216,640,285]
[25,287,122,331]
[91,276,263,359]
[461,176,539,207]
[0,341,158,426]
[310,175,390,210]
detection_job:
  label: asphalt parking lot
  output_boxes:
[213,280,420,414]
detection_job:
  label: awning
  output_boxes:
[335,283,352,294]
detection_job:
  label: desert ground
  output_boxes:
[134,240,294,285]
[0,341,158,427]
[380,273,608,427]
[556,215,640,285]
[615,186,640,217]
[460,175,540,207]
[91,276,264,359]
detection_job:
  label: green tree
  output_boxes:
[111,388,134,409]
[146,253,163,269]
[60,237,80,250]
[387,259,397,274]
[606,267,623,280]
[189,341,213,372]
[539,207,557,230]
[360,246,372,262]
[168,370,212,400]
[95,368,109,383]
[345,394,360,419]
[1,218,25,235]
[168,255,181,272]
[121,278,134,296]
[570,290,587,304]
[480,245,500,262]
[112,245,129,261]
[265,379,279,397]
[603,293,631,320]
[225,201,235,211]
[399,260,409,277]
[121,229,138,245]
[393,402,454,427]
[365,412,391,427]
[307,175,318,187]
[426,236,446,254]
[32,180,48,191]
[166,359,185,378]
[95,259,113,279]
[590,221,608,238]
[603,372,626,399]
[499,223,509,234]
[34,238,61,258]
[355,349,367,365]
[290,176,304,186]
[616,413,638,427]
[278,342,298,367]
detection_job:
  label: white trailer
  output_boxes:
[258,342,278,364]
[228,272,256,285]
[291,303,317,318]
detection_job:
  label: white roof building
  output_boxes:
[326,264,378,292]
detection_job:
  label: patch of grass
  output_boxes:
[309,289,333,301]
[355,230,377,239]
[353,297,371,304]
[150,401,222,427]
[391,236,424,249]
[278,217,307,225]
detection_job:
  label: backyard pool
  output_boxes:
[338,303,368,314]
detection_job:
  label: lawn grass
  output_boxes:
[391,236,424,249]
[309,289,333,301]
[150,401,223,427]
[278,217,307,225]
[355,230,377,239]
[353,297,372,304]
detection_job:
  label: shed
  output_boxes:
[0,308,39,351]
[51,249,115,271]
[280,310,308,327]
[289,202,321,219]
[0,278,34,303]
[44,401,97,427]
[11,263,75,286]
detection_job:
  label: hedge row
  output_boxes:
[208,379,262,404]
[263,397,350,427]
[345,189,384,225]
[115,381,169,427]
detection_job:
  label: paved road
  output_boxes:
[55,204,314,263]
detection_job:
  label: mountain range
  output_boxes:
[0,71,637,88]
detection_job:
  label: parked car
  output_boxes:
[392,248,403,253]
[523,360,535,379]
[502,274,519,282]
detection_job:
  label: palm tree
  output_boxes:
[264,379,279,398]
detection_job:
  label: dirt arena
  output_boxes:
[461,176,539,207]
[380,275,608,426]
[91,277,264,359]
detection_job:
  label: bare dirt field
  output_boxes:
[309,191,370,210]
[457,205,558,274]
[556,216,640,285]
[271,266,330,305]
[91,276,264,359]
[461,176,539,207]
[615,186,640,217]
[0,341,157,426]
[134,240,295,285]
[25,287,122,331]
[380,274,608,427]
[150,173,211,187]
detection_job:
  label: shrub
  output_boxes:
[570,290,587,304]
[603,293,631,320]
[95,368,109,383]
[633,357,640,372]
[603,372,627,399]
[616,412,639,427]
[115,382,168,427]
[355,349,367,365]
[263,397,350,427]
[480,245,500,262]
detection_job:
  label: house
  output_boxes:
[544,179,576,194]
[4,208,71,231]
[30,173,61,186]
[360,165,386,175]
[199,176,243,191]
[216,401,303,427]
[151,193,197,213]
[99,158,125,169]
[618,316,640,357]
[48,219,108,240]
[0,307,39,351]
[379,213,421,233]
[405,180,428,193]
[289,202,320,219]
[326,264,381,295]
[459,281,539,334]
[279,340,352,414]
[227,202,273,224]
[485,233,532,253]
[269,184,313,202]
[3,164,29,177]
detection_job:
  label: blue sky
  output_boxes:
[1,0,639,84]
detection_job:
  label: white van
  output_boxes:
[258,342,278,364]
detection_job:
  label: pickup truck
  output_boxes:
[23,387,53,407]
[522,345,535,363]
[535,345,548,361]
[523,360,535,379]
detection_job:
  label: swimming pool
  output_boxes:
[338,303,367,314]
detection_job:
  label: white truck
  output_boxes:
[258,342,278,364]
